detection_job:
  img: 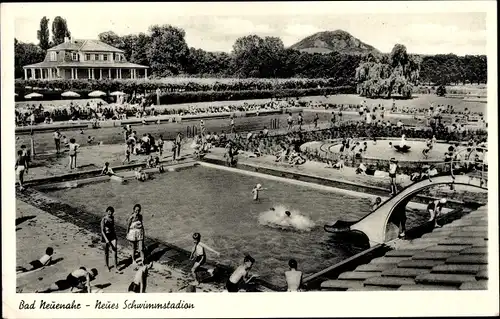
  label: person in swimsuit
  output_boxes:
[285,259,303,292]
[128,262,153,293]
[68,138,79,170]
[17,247,54,273]
[427,198,447,228]
[226,255,256,292]
[313,113,319,128]
[101,162,115,176]
[157,135,164,157]
[15,150,29,191]
[298,112,304,130]
[190,233,221,285]
[101,206,118,272]
[53,129,62,154]
[127,204,145,265]
[388,158,398,196]
[371,197,382,212]
[36,267,98,293]
[252,184,266,201]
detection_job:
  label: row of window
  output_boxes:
[49,51,125,62]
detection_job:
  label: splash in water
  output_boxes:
[258,205,315,231]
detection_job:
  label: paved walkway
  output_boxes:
[16,200,225,293]
[320,205,488,291]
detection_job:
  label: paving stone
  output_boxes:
[449,231,488,239]
[459,280,488,290]
[412,252,456,260]
[472,241,488,248]
[460,247,488,255]
[398,260,444,269]
[364,276,415,288]
[446,254,488,265]
[431,264,483,275]
[475,270,488,280]
[426,245,470,253]
[381,268,430,278]
[355,263,398,272]
[371,257,409,264]
[321,280,363,291]
[385,250,419,257]
[415,274,477,286]
[456,226,488,232]
[338,271,381,281]
[347,286,398,291]
[398,284,458,291]
[439,238,485,246]
[422,232,451,239]
[450,221,487,227]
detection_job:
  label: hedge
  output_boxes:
[151,87,356,105]
[15,78,355,96]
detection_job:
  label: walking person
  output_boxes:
[53,129,62,154]
[126,204,145,266]
[190,233,220,285]
[101,206,119,272]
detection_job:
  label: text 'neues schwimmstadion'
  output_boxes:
[19,299,195,310]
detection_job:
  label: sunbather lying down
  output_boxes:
[17,247,54,274]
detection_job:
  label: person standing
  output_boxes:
[101,206,119,272]
[126,204,145,266]
[68,138,79,170]
[15,150,29,191]
[313,113,319,129]
[287,113,293,131]
[298,112,304,131]
[175,132,182,158]
[427,198,447,228]
[388,158,399,196]
[53,129,62,154]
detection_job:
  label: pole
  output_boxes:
[30,128,35,158]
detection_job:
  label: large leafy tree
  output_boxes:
[15,39,45,78]
[37,16,50,51]
[146,24,190,76]
[51,16,71,45]
[355,44,420,98]
[98,31,123,48]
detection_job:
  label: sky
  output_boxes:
[10,2,489,55]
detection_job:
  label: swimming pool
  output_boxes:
[326,139,456,162]
[46,165,429,287]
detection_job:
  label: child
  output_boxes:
[123,148,131,165]
[87,136,95,144]
[135,167,147,182]
[371,197,382,212]
[101,162,115,176]
[226,256,257,292]
[68,138,79,170]
[252,184,266,201]
[36,267,98,293]
[128,262,153,293]
[285,259,303,292]
[157,135,164,158]
[17,247,54,273]
[190,233,220,285]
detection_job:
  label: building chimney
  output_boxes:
[64,36,71,43]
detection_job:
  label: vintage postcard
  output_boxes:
[1,1,498,318]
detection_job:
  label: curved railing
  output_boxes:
[325,146,488,246]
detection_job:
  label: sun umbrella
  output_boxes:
[88,90,106,97]
[61,91,80,97]
[24,92,43,99]
[110,91,126,96]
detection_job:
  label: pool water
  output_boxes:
[328,139,457,161]
[47,165,428,287]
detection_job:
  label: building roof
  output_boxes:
[23,61,148,69]
[321,205,488,291]
[48,39,124,53]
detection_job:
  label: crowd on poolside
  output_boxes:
[16,99,489,293]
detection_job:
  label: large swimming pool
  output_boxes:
[46,165,428,287]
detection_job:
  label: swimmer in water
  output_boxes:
[252,184,266,201]
[190,233,220,285]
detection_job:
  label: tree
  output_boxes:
[37,17,50,51]
[98,31,123,48]
[15,39,45,78]
[146,25,190,76]
[355,44,420,99]
[51,16,71,45]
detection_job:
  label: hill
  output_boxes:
[290,30,381,55]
